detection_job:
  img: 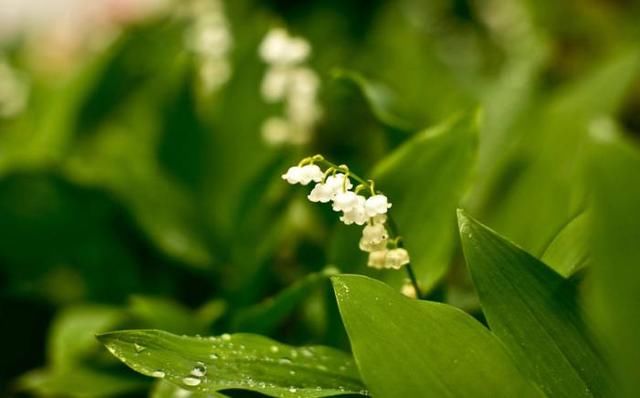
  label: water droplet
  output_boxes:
[278,358,292,365]
[221,333,231,341]
[301,349,313,357]
[339,365,347,371]
[270,345,279,353]
[191,362,207,377]
[182,377,201,386]
[210,353,219,360]
[290,350,298,358]
[151,370,165,378]
[289,370,296,375]
[133,343,146,353]
[288,387,298,393]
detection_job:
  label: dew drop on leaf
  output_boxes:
[182,376,202,386]
[191,362,207,377]
[151,370,165,378]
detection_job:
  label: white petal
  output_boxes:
[367,250,388,269]
[301,164,323,184]
[281,166,303,184]
[365,194,391,217]
[384,248,410,270]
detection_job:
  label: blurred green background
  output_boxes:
[1,0,640,396]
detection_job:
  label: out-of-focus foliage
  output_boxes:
[1,0,640,396]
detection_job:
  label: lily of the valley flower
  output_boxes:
[281,165,323,185]
[282,155,411,271]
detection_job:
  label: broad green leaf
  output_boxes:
[486,49,640,254]
[332,69,417,132]
[457,210,610,397]
[19,367,148,398]
[332,274,543,397]
[588,127,640,398]
[98,329,366,397]
[372,110,478,291]
[541,211,591,277]
[231,267,339,334]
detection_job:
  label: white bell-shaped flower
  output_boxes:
[367,250,388,269]
[333,191,362,212]
[359,235,387,252]
[324,173,352,192]
[299,164,323,185]
[308,182,332,203]
[340,196,367,225]
[308,173,352,203]
[401,280,417,298]
[281,166,304,184]
[362,223,388,245]
[385,248,410,270]
[365,194,392,217]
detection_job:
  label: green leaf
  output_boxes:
[231,267,339,334]
[332,69,417,132]
[49,305,124,368]
[541,210,591,277]
[588,127,640,398]
[19,368,148,398]
[457,209,610,397]
[372,110,478,291]
[332,274,543,397]
[485,49,640,254]
[98,329,366,397]
[63,100,212,267]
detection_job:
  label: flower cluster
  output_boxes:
[259,28,322,146]
[282,156,410,270]
[183,0,233,93]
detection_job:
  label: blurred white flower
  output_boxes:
[261,116,291,145]
[261,66,290,102]
[183,0,233,94]
[259,28,310,65]
[259,27,321,146]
